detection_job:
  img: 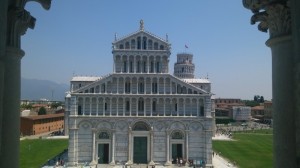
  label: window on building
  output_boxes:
[125,42,130,49]
[152,101,156,112]
[138,100,144,111]
[160,45,164,50]
[102,83,106,93]
[152,82,157,93]
[131,39,136,49]
[119,44,124,49]
[150,61,154,73]
[156,61,160,73]
[139,82,144,93]
[123,61,127,72]
[200,106,204,116]
[137,37,141,49]
[78,105,82,115]
[105,103,107,111]
[154,42,158,50]
[143,37,147,50]
[175,103,177,112]
[137,61,140,72]
[148,40,153,50]
[130,61,133,72]
[126,101,130,112]
[125,82,131,93]
[143,61,147,72]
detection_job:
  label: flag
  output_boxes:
[185,44,188,49]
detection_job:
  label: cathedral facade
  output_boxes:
[65,21,213,167]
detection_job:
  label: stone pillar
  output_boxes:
[89,98,92,116]
[83,97,86,116]
[149,127,155,165]
[185,130,189,161]
[165,130,171,166]
[110,130,116,165]
[68,127,79,166]
[291,0,300,165]
[0,2,50,168]
[126,127,133,165]
[0,0,7,162]
[90,129,97,165]
[243,1,297,167]
[2,47,24,168]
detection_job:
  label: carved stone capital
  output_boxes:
[6,0,51,49]
[26,0,52,10]
[7,7,36,48]
[243,0,291,39]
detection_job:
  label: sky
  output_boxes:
[22,0,272,100]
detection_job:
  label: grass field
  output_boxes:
[20,139,68,168]
[213,130,273,168]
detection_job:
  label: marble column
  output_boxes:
[291,0,300,165]
[243,1,297,167]
[2,47,24,168]
[126,127,133,165]
[149,128,155,165]
[0,1,50,168]
[0,0,7,163]
[185,130,189,160]
[110,130,116,165]
[90,129,97,165]
[165,130,171,166]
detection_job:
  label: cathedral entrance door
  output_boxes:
[98,143,109,164]
[172,144,183,163]
[133,137,147,163]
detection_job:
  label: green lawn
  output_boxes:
[20,139,68,168]
[213,131,273,168]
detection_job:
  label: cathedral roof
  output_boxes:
[113,20,169,45]
[71,76,101,82]
[181,78,210,84]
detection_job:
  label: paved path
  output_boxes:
[212,154,238,168]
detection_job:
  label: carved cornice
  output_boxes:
[243,0,291,39]
[6,0,51,49]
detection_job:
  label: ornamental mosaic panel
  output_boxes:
[115,120,128,131]
[97,121,112,129]
[170,121,185,130]
[189,122,202,131]
[99,131,110,139]
[171,131,184,139]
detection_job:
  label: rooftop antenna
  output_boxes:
[114,33,117,41]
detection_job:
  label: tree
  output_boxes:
[38,107,47,115]
[260,96,264,103]
[50,102,62,109]
[254,95,259,102]
[244,100,260,107]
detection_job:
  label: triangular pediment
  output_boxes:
[114,30,168,45]
[72,74,209,95]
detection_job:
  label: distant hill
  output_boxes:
[21,78,69,101]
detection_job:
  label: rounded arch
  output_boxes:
[131,120,151,131]
[78,120,92,129]
[171,129,185,139]
[95,120,112,130]
[188,121,204,131]
[169,121,186,130]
